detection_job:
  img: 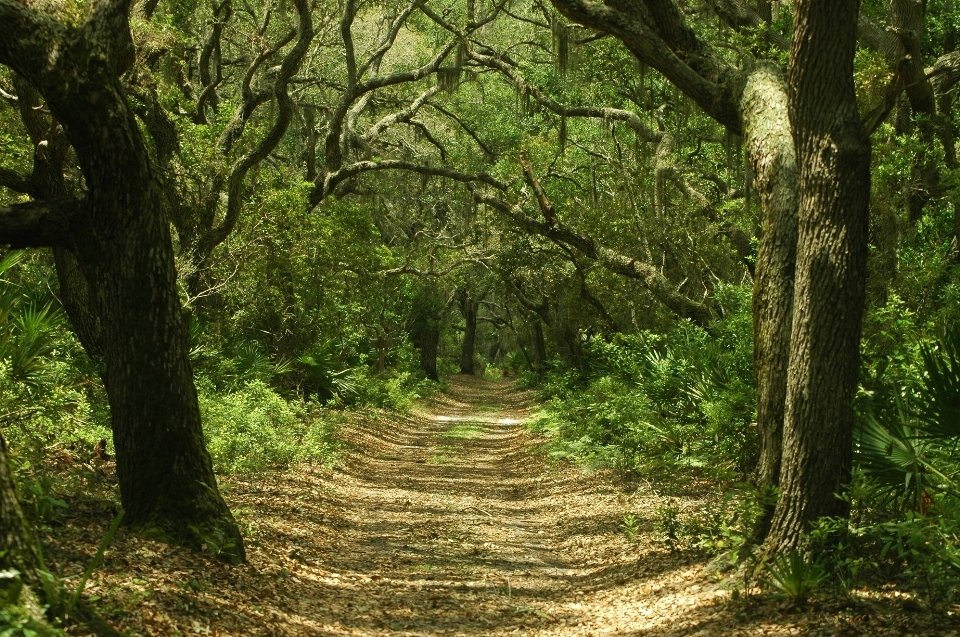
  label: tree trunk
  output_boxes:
[411,287,443,381]
[54,248,106,362]
[79,205,243,558]
[541,0,868,551]
[458,291,478,375]
[766,0,871,552]
[0,433,43,591]
[532,317,547,380]
[891,0,940,223]
[0,0,244,561]
[756,0,772,24]
[10,75,107,365]
[419,322,440,381]
[0,434,58,634]
[740,63,798,529]
[554,316,583,371]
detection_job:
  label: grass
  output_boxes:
[428,445,457,464]
[442,422,485,440]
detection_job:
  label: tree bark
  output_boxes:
[411,289,442,381]
[891,0,940,223]
[458,290,479,375]
[531,317,547,380]
[0,434,58,635]
[766,0,871,552]
[0,433,43,595]
[53,248,106,362]
[756,0,772,24]
[419,324,440,381]
[740,63,798,515]
[0,0,243,560]
[7,74,107,365]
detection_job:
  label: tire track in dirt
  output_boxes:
[271,375,714,637]
[65,376,947,636]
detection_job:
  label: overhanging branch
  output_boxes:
[0,199,80,248]
[468,182,714,326]
[313,160,508,207]
[0,168,35,197]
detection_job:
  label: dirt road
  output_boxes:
[65,376,946,636]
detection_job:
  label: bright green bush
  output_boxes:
[199,380,337,473]
[1,252,110,461]
[353,366,440,411]
[531,285,757,479]
[0,364,106,456]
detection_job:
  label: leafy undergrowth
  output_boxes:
[31,377,959,636]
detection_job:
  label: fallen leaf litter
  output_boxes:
[46,376,957,636]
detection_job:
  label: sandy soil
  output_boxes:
[50,376,958,636]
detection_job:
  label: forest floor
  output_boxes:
[51,376,956,636]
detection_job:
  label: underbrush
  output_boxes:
[531,284,756,481]
[535,286,960,611]
[653,483,960,612]
[198,380,340,473]
[654,319,960,612]
[0,252,439,513]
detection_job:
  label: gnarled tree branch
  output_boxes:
[0,198,80,248]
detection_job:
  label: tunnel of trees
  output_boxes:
[1,0,960,632]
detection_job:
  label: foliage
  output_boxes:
[531,286,755,480]
[866,509,960,609]
[761,550,828,607]
[352,366,440,411]
[915,325,960,440]
[2,0,960,624]
[198,380,338,474]
[296,348,361,404]
[651,484,771,561]
[620,513,640,542]
[0,604,61,637]
[805,495,960,610]
[0,253,110,472]
[760,325,960,606]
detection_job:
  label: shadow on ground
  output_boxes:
[48,375,955,637]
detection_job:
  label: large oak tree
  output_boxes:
[542,0,871,549]
[0,0,314,560]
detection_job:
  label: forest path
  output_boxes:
[67,377,934,636]
[212,375,718,636]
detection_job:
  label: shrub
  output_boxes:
[530,288,757,480]
[349,343,441,410]
[199,380,337,473]
[762,549,828,607]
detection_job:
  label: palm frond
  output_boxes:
[916,327,960,440]
[855,401,957,511]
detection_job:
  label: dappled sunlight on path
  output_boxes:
[56,376,952,636]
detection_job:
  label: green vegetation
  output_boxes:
[530,285,755,478]
[442,422,485,440]
[1,0,960,629]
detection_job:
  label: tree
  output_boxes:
[305,0,507,208]
[137,0,315,304]
[469,156,719,328]
[410,285,448,381]
[458,288,481,374]
[766,0,871,550]
[0,433,57,635]
[543,0,871,548]
[0,0,271,559]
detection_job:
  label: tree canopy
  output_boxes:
[2,0,960,632]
